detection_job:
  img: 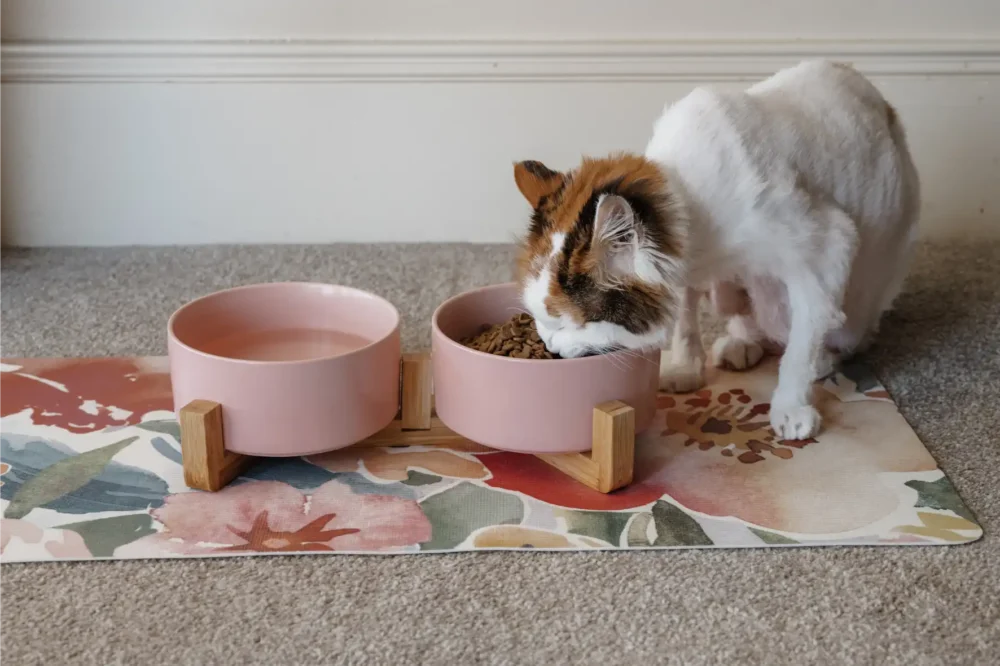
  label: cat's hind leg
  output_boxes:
[660,287,708,393]
[710,281,766,372]
[712,315,766,371]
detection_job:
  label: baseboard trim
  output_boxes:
[3,37,1000,83]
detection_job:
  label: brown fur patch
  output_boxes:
[545,291,585,325]
[885,101,897,127]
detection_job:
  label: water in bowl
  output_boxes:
[199,328,372,362]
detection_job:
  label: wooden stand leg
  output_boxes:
[180,400,252,491]
[356,352,476,447]
[590,401,635,491]
[537,400,635,493]
[400,352,433,430]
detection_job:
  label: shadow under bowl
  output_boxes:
[167,282,401,457]
[431,282,661,454]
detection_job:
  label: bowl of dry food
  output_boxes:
[431,282,661,453]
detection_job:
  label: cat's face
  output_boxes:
[513,153,685,358]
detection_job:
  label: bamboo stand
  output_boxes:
[179,352,635,494]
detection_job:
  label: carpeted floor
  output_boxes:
[1,240,997,666]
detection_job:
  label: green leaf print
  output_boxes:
[4,436,139,520]
[906,476,978,524]
[402,471,443,486]
[136,420,181,442]
[419,482,523,551]
[57,513,157,558]
[558,509,633,547]
[650,500,714,547]
[749,527,799,545]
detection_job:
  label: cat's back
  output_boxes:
[644,83,745,160]
[747,59,889,116]
[646,60,893,164]
[642,77,785,229]
[645,60,913,232]
[746,60,898,144]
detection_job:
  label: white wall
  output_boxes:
[2,1,999,246]
[4,0,998,40]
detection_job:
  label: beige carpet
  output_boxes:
[1,240,997,665]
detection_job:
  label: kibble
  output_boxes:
[461,313,561,360]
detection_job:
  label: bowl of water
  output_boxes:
[167,282,400,456]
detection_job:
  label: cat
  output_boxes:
[512,60,921,441]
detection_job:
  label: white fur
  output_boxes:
[528,60,921,440]
[523,232,566,340]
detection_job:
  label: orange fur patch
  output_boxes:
[513,161,565,209]
[547,153,668,234]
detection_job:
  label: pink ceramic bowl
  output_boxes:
[432,283,661,454]
[167,282,400,457]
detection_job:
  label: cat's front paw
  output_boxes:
[770,401,822,440]
[711,335,764,371]
[659,357,706,393]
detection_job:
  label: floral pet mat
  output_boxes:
[0,356,982,562]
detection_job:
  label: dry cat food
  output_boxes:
[461,313,561,360]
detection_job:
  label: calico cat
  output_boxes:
[513,60,920,440]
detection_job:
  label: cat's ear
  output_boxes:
[513,160,565,208]
[591,193,644,281]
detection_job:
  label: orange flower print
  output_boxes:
[307,442,490,482]
[1,358,172,433]
[218,510,360,552]
[116,479,431,557]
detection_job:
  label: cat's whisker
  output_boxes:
[609,348,636,370]
[605,352,628,372]
[610,346,661,370]
[636,349,663,368]
[599,346,634,372]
